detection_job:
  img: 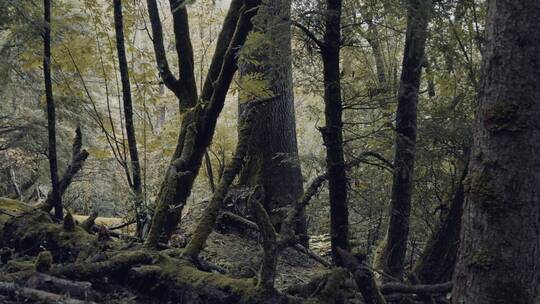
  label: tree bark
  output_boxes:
[379,0,431,279]
[113,0,144,237]
[183,100,264,258]
[237,0,304,217]
[43,0,62,220]
[145,0,197,110]
[452,1,540,303]
[144,0,261,248]
[320,0,348,266]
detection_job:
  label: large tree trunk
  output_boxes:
[238,0,304,216]
[452,1,540,303]
[43,0,62,220]
[378,0,431,279]
[113,0,144,236]
[320,0,348,266]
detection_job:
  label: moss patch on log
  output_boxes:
[1,210,98,263]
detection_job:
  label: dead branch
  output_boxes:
[40,127,89,213]
[80,211,98,232]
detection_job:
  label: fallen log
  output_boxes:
[26,273,95,300]
[51,250,155,281]
[0,281,95,304]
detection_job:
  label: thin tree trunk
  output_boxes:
[452,1,540,303]
[413,154,468,284]
[379,0,431,279]
[43,0,62,220]
[9,167,22,200]
[321,0,348,266]
[204,151,216,193]
[113,0,144,236]
[366,20,387,91]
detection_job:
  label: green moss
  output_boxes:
[0,198,32,230]
[351,247,368,262]
[372,235,388,271]
[129,251,264,303]
[1,211,98,262]
[35,251,53,272]
[483,101,525,133]
[319,268,347,299]
[4,260,34,273]
[468,249,495,271]
[63,213,76,231]
[465,169,507,215]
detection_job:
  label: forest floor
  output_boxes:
[0,198,343,304]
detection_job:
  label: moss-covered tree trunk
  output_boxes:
[144,0,261,248]
[452,1,540,303]
[379,0,431,279]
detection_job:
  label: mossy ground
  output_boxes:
[0,199,343,303]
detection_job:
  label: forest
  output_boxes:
[0,0,538,303]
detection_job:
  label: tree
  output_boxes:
[320,0,348,266]
[144,0,261,247]
[237,0,304,223]
[413,153,468,284]
[43,0,62,220]
[378,0,432,279]
[452,1,540,302]
[113,0,144,237]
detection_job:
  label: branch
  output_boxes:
[200,0,244,102]
[40,127,89,212]
[248,186,278,290]
[292,20,324,49]
[145,0,182,99]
